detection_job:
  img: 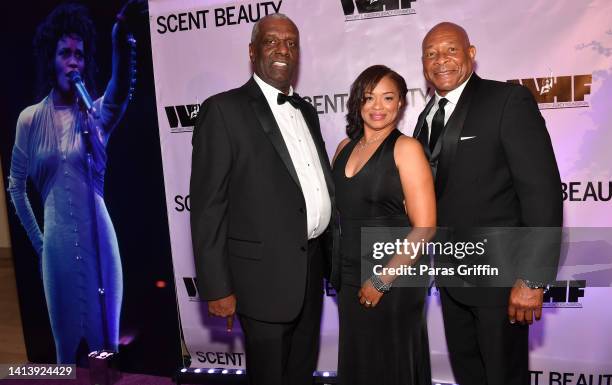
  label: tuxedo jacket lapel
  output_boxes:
[414,96,437,178]
[435,74,480,198]
[413,96,436,158]
[245,79,302,192]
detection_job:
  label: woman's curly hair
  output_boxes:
[33,3,97,99]
[345,65,408,140]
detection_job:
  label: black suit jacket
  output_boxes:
[414,74,563,305]
[190,78,334,322]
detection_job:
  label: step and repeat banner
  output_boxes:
[148,0,612,382]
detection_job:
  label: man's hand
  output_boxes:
[208,294,236,331]
[508,279,544,325]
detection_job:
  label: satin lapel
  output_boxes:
[300,101,335,198]
[413,96,436,159]
[245,79,302,191]
[435,74,480,199]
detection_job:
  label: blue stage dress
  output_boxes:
[8,90,128,363]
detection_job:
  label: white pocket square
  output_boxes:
[460,136,476,141]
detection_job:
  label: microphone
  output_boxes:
[67,71,99,119]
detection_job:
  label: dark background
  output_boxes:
[0,0,181,376]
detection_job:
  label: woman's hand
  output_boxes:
[358,279,383,308]
[117,0,147,31]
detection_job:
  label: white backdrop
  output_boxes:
[148,0,612,382]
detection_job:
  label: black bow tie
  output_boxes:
[277,92,302,109]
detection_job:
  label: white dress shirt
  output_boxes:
[425,73,473,139]
[253,74,332,239]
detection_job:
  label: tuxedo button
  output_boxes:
[299,207,305,213]
[300,246,306,252]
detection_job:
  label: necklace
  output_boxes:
[356,131,386,151]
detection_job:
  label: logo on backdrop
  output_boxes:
[195,351,245,366]
[340,0,417,21]
[427,280,439,297]
[324,280,337,297]
[174,194,191,212]
[185,276,337,299]
[183,277,203,302]
[562,181,611,202]
[543,280,585,308]
[156,1,282,34]
[302,87,428,115]
[303,93,349,115]
[165,87,428,126]
[424,280,586,308]
[165,105,199,133]
[530,371,612,385]
[164,86,428,129]
[507,73,592,110]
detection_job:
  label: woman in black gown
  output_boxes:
[332,65,436,385]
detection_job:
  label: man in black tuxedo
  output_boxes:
[414,22,562,384]
[189,14,334,385]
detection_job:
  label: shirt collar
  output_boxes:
[253,73,294,106]
[434,72,473,106]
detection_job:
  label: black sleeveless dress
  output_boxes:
[332,129,431,385]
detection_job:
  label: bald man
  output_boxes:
[190,14,333,385]
[413,22,562,384]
